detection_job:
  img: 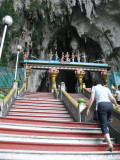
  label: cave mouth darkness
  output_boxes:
[50,25,102,62]
[38,25,103,93]
[58,70,77,93]
[37,70,94,93]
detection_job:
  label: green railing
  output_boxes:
[0,67,25,95]
[107,71,120,89]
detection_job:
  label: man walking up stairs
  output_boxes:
[0,92,120,160]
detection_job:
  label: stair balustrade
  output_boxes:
[61,89,79,121]
[1,85,17,117]
[0,81,26,117]
[17,83,26,97]
[53,87,58,99]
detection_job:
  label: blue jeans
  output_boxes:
[98,102,113,135]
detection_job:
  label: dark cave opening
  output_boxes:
[63,70,77,93]
[36,70,99,93]
[52,25,102,62]
[57,71,95,93]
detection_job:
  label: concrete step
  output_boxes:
[0,123,102,133]
[16,98,61,103]
[14,99,63,105]
[69,93,89,103]
[0,140,120,152]
[11,105,67,110]
[10,108,68,113]
[0,133,115,144]
[8,112,71,117]
[13,103,65,107]
[6,116,73,121]
[0,127,103,138]
[22,95,56,99]
[0,117,99,128]
[0,149,120,160]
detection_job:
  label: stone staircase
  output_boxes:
[69,93,89,105]
[0,92,120,160]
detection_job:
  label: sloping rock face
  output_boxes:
[0,0,120,91]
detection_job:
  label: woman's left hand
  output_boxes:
[86,109,90,117]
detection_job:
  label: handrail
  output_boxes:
[53,87,58,99]
[19,84,26,94]
[0,82,26,117]
[4,86,16,106]
[1,85,17,117]
[62,90,78,108]
[61,90,79,121]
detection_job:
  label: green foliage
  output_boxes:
[32,29,43,45]
[9,52,23,67]
[45,48,49,54]
[14,80,19,82]
[19,52,24,67]
[40,46,44,51]
[54,19,59,25]
[104,29,111,34]
[0,42,8,67]
[9,53,16,65]
[0,0,22,28]
[43,15,47,24]
[29,0,47,12]
[0,0,24,67]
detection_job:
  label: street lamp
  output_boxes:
[14,45,22,80]
[0,15,13,59]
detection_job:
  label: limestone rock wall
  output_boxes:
[1,0,120,91]
[27,70,47,92]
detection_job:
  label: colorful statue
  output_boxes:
[82,53,87,62]
[54,51,59,61]
[102,57,107,63]
[76,52,81,62]
[71,52,75,62]
[49,52,53,61]
[23,52,28,60]
[65,52,70,62]
[61,52,65,62]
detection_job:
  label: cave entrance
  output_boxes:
[57,70,77,93]
[50,25,102,62]
[53,26,79,59]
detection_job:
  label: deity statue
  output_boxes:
[49,51,53,61]
[61,52,65,62]
[82,52,87,62]
[23,52,28,60]
[71,52,75,62]
[102,57,107,63]
[76,52,81,62]
[54,51,59,61]
[65,52,70,62]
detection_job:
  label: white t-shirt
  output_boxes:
[91,84,111,104]
[115,90,120,101]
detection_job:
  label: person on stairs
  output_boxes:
[86,79,120,152]
[115,85,120,105]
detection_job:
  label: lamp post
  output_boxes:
[14,45,22,80]
[0,15,13,59]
